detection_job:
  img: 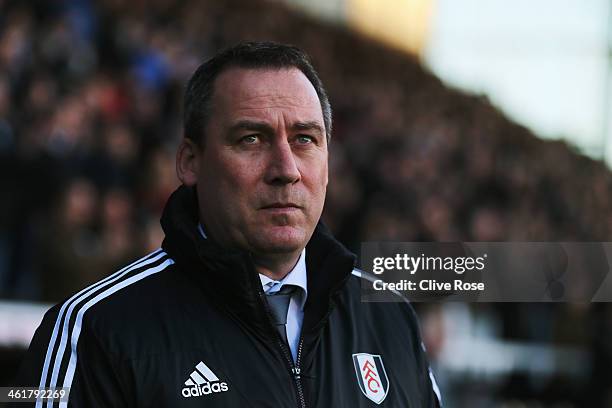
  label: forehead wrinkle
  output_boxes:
[235,93,318,109]
[231,105,318,115]
[229,109,324,131]
[228,115,323,133]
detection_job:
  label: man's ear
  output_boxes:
[176,138,200,186]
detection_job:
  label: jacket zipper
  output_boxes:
[284,336,306,408]
[257,288,307,408]
[293,338,306,408]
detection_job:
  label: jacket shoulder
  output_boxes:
[70,249,175,318]
[346,267,423,334]
[39,250,176,350]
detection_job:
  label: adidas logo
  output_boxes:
[181,361,229,398]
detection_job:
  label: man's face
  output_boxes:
[192,67,328,257]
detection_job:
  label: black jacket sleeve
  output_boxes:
[403,302,443,408]
[11,304,130,407]
[420,342,443,408]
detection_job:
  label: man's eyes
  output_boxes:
[239,134,260,144]
[296,135,315,144]
[236,134,317,146]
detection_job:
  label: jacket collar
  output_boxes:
[160,185,356,340]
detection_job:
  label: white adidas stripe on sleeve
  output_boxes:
[58,258,174,407]
[34,249,170,408]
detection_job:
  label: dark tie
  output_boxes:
[266,285,297,345]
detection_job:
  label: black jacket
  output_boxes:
[14,186,441,407]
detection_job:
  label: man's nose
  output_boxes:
[264,139,301,185]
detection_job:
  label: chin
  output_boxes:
[253,226,308,254]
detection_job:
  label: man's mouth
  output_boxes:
[261,203,301,209]
[260,203,302,214]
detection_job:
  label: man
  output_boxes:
[14,42,441,407]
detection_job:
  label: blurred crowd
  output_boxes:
[3,0,612,406]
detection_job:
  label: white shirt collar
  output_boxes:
[259,249,308,310]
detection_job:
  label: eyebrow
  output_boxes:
[228,120,324,136]
[229,120,273,135]
[292,121,324,135]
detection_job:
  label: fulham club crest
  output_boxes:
[352,353,390,404]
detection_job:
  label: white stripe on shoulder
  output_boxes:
[35,249,166,408]
[351,268,374,282]
[350,268,407,301]
[429,367,442,404]
[59,257,174,407]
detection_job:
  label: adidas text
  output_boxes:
[182,382,229,398]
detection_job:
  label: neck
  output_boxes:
[252,251,302,281]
